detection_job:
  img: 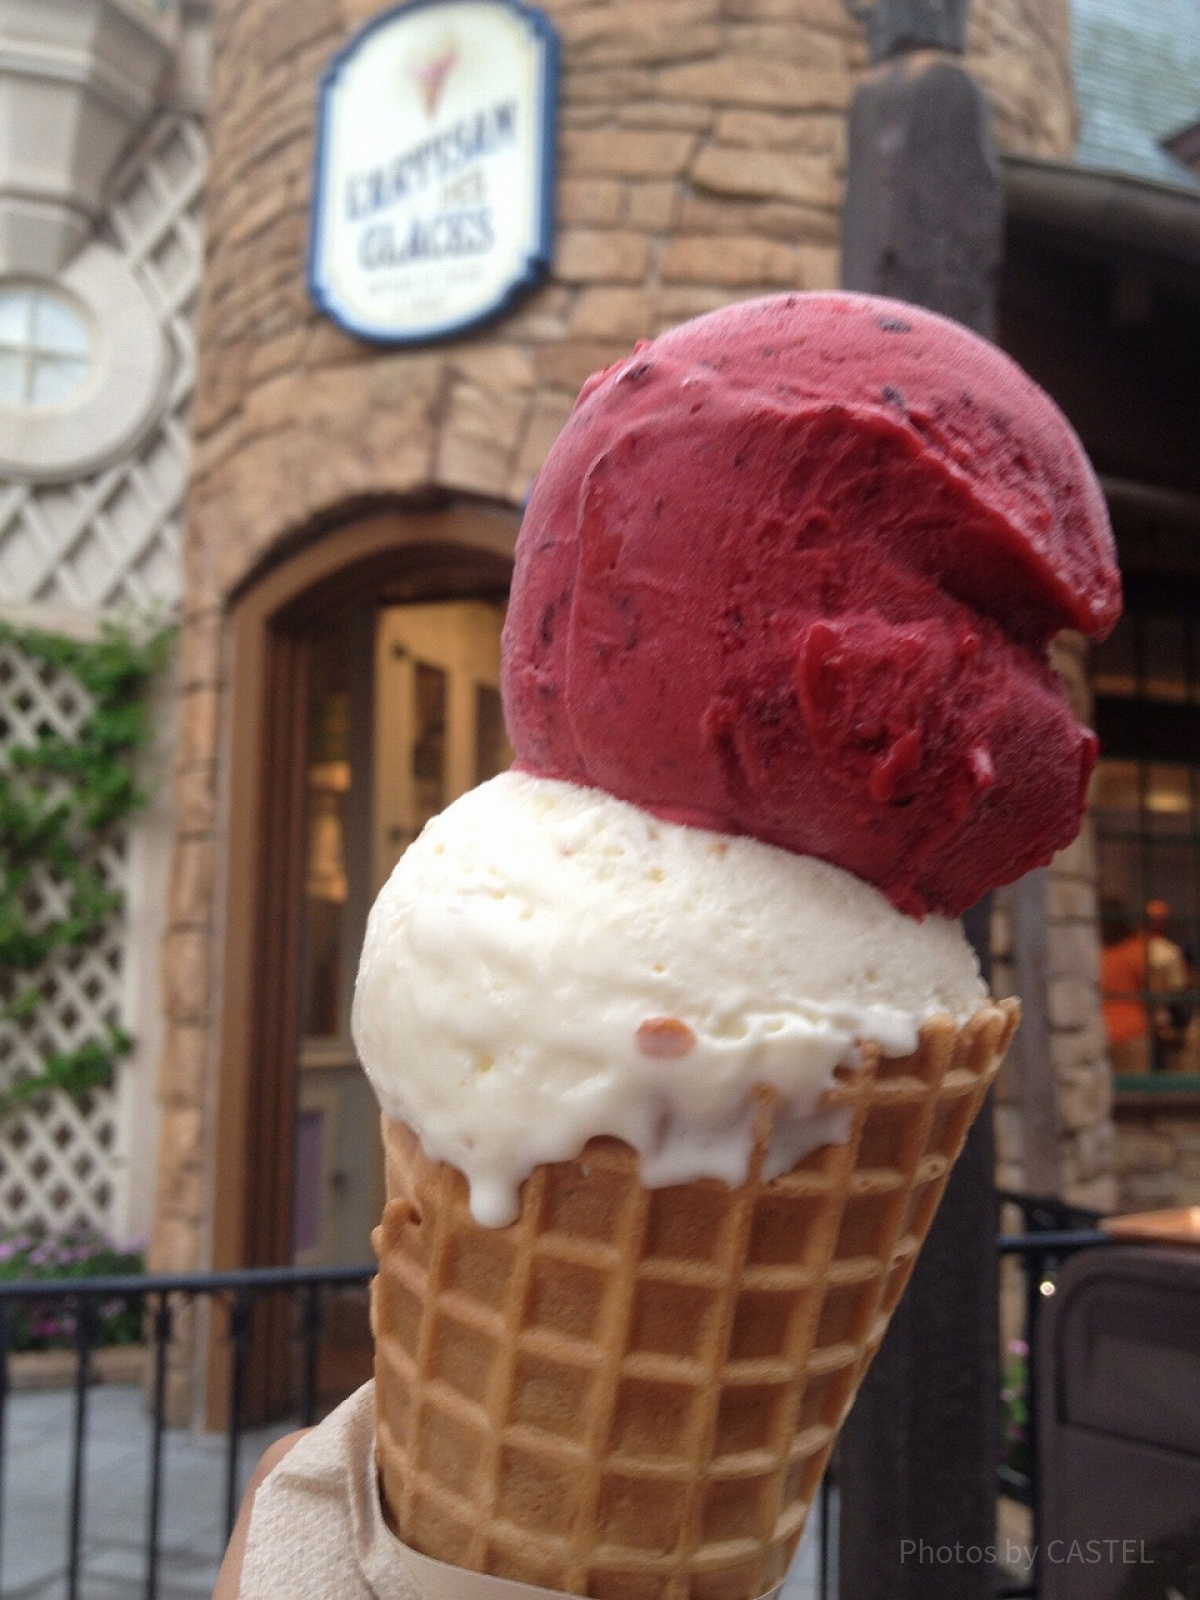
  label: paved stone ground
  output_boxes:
[1,1384,291,1600]
[1,1384,834,1598]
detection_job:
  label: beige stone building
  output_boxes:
[159,0,1070,1312]
[1,0,1198,1414]
[0,0,208,1254]
[157,0,1200,1360]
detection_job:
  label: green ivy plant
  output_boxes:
[0,621,173,1120]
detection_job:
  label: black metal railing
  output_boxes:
[0,1262,373,1600]
[0,1207,1113,1600]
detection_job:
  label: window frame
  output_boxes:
[1093,572,1200,1096]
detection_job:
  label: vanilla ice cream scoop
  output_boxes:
[352,771,984,1226]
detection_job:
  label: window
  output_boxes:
[0,246,168,480]
[0,286,91,408]
[1092,578,1200,1078]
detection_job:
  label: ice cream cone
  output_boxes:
[371,999,1018,1599]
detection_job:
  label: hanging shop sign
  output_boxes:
[308,0,558,344]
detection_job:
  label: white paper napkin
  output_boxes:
[238,1380,783,1600]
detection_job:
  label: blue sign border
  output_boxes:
[307,0,559,346]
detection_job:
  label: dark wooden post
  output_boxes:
[841,7,1002,331]
[836,3,1007,1595]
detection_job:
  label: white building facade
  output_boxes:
[0,0,206,1249]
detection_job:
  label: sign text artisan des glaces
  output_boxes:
[309,0,558,345]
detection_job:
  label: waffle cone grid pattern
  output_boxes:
[373,1001,1018,1600]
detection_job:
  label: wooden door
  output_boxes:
[209,510,517,1428]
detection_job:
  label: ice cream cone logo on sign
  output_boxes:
[408,35,458,119]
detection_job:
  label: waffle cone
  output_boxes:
[372,1000,1018,1599]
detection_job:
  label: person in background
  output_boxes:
[1101,902,1152,1074]
[1144,898,1191,1071]
[1102,899,1192,1074]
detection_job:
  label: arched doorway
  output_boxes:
[211,504,517,1414]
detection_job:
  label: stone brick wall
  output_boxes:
[186,0,1077,617]
[187,0,864,613]
[966,0,1075,159]
[156,0,1087,1338]
[991,634,1116,1213]
[1044,632,1116,1211]
[1114,1101,1200,1211]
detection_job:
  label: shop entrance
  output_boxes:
[211,508,515,1420]
[294,603,508,1244]
[292,599,509,1394]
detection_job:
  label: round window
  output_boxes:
[0,284,92,408]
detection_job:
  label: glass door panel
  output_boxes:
[1095,756,1200,1075]
[292,599,509,1274]
[295,613,379,1271]
[299,625,354,1047]
[373,600,510,887]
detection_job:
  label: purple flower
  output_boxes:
[30,1314,71,1339]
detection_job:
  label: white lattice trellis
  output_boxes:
[0,106,203,1236]
[0,111,204,610]
[0,639,129,1235]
